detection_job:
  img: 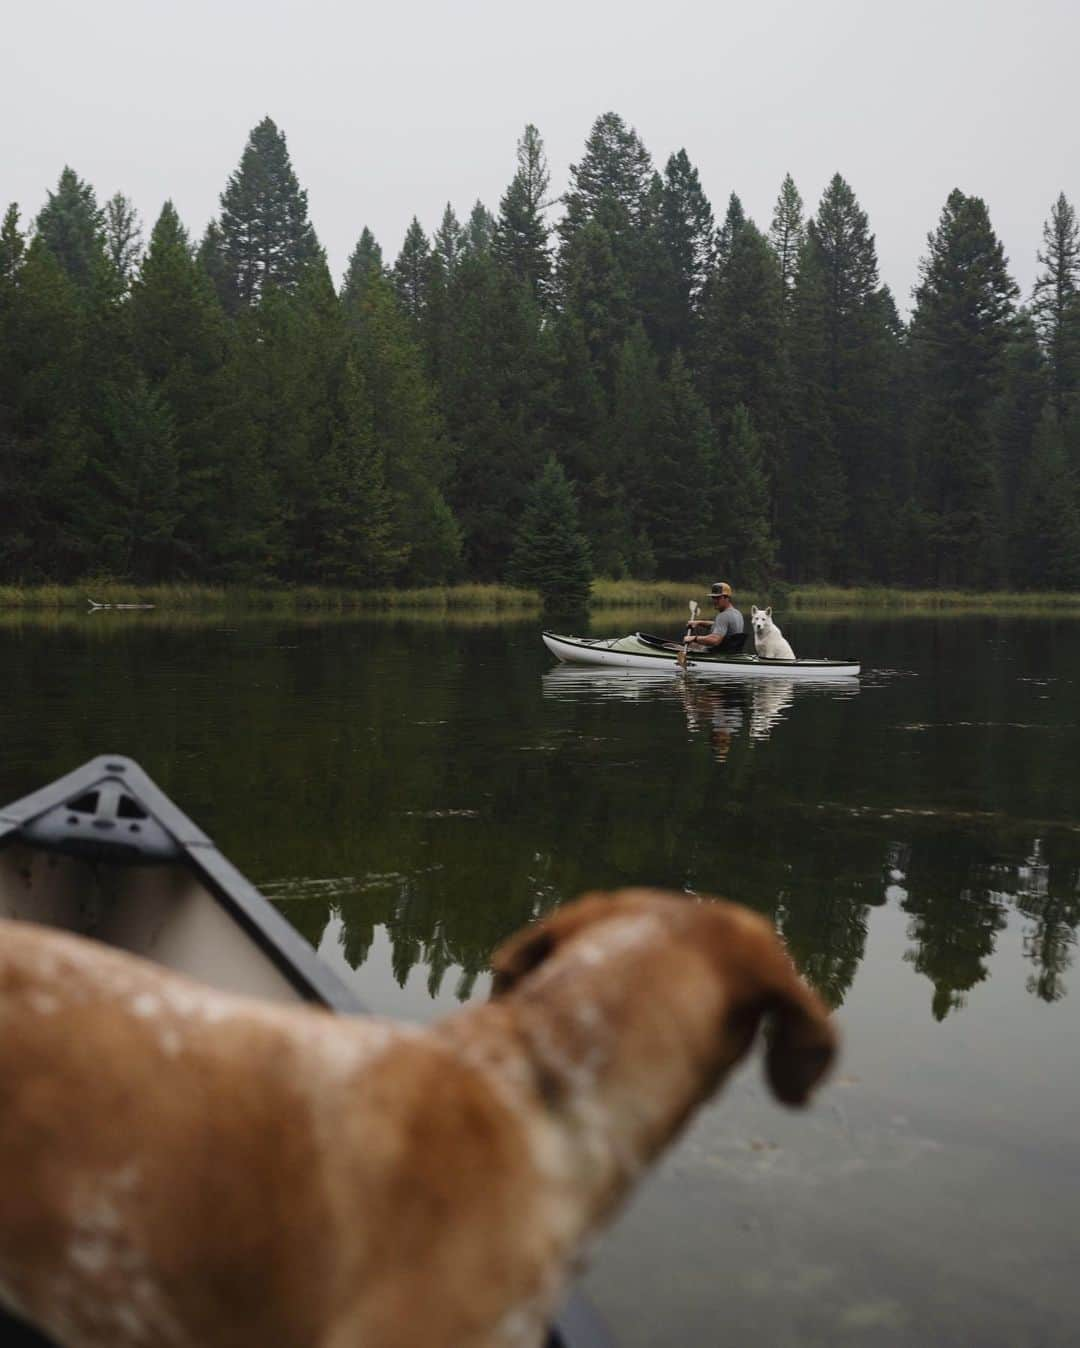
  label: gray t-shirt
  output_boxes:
[711,605,744,639]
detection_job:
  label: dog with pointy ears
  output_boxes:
[751,605,796,661]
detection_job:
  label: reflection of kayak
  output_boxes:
[543,630,860,680]
[0,757,613,1348]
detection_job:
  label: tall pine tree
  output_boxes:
[910,190,1018,585]
[214,117,321,312]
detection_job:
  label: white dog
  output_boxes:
[751,605,796,660]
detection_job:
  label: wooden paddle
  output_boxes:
[678,599,700,668]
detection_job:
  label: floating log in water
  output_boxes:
[87,598,156,611]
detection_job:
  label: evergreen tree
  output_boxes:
[196,220,230,308]
[0,238,94,578]
[638,351,716,577]
[559,112,653,243]
[782,237,847,579]
[349,269,462,582]
[0,203,24,288]
[993,311,1047,547]
[714,193,747,269]
[103,192,143,289]
[557,213,634,396]
[438,248,552,578]
[493,124,552,304]
[130,201,260,576]
[769,173,805,303]
[237,257,347,579]
[392,217,431,325]
[1012,418,1080,589]
[715,405,777,588]
[341,227,384,312]
[34,167,108,292]
[318,350,402,585]
[698,218,784,444]
[215,117,321,311]
[463,201,495,255]
[810,175,900,579]
[507,455,593,606]
[607,324,663,574]
[434,204,465,277]
[648,150,714,357]
[98,375,181,578]
[910,190,1018,585]
[1031,193,1080,436]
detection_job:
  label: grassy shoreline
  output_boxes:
[2,580,1080,614]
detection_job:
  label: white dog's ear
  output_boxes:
[765,607,772,617]
[751,605,759,616]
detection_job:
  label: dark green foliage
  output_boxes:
[463,202,495,256]
[654,149,714,355]
[637,351,717,577]
[1012,418,1080,589]
[559,112,653,245]
[807,176,902,579]
[493,124,552,305]
[782,237,847,580]
[769,173,805,303]
[2,114,1078,594]
[341,227,384,313]
[714,405,777,588]
[437,247,552,578]
[214,117,322,311]
[1031,193,1080,437]
[699,217,784,443]
[318,352,402,585]
[507,455,593,606]
[103,192,143,289]
[392,217,430,325]
[34,167,108,292]
[910,190,1019,586]
[98,376,181,577]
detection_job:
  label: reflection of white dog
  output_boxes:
[749,678,795,740]
[751,605,796,660]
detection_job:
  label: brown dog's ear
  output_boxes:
[489,895,629,997]
[760,949,838,1107]
[489,923,555,996]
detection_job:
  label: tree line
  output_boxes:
[2,113,1079,591]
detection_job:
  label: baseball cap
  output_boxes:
[710,582,733,598]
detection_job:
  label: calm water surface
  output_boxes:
[1,610,1078,1346]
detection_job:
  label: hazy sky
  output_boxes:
[5,0,1077,308]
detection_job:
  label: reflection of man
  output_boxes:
[686,582,745,652]
[679,682,746,762]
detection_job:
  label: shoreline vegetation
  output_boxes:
[3,581,1080,616]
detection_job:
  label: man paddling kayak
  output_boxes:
[685,582,746,653]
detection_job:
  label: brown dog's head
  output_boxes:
[490,889,837,1108]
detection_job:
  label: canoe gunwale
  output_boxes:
[0,755,364,1013]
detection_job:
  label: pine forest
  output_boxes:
[2,113,1079,593]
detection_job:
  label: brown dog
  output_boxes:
[0,889,836,1348]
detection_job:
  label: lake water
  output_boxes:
[1,609,1078,1346]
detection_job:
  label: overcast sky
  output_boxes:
[5,0,1077,309]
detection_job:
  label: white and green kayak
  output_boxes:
[542,631,860,680]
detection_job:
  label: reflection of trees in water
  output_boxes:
[11,615,1078,1016]
[895,829,1080,1016]
[779,892,872,1010]
[1003,836,1079,1004]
